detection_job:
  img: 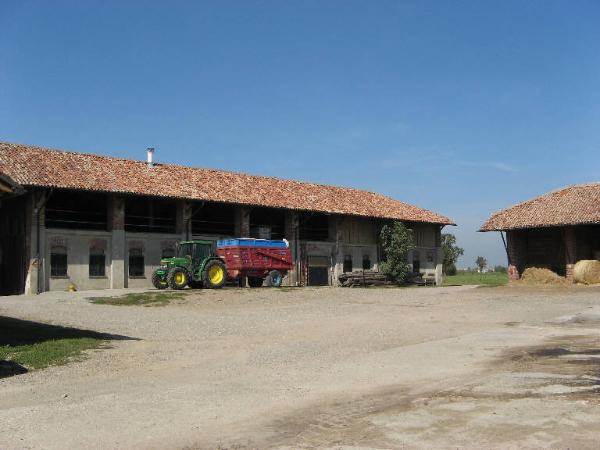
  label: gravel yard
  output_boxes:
[2,285,600,449]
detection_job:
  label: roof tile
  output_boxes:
[480,183,600,231]
[0,142,453,225]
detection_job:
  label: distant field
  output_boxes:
[444,272,508,287]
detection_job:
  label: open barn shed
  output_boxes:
[0,142,454,295]
[480,183,600,282]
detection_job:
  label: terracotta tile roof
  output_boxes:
[0,142,453,225]
[480,183,600,231]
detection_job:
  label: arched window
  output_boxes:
[89,247,106,277]
[412,251,421,273]
[129,248,145,277]
[343,255,353,273]
[50,246,68,277]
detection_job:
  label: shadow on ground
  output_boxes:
[0,316,138,378]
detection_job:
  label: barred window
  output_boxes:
[89,247,106,277]
[50,246,68,277]
[129,248,145,277]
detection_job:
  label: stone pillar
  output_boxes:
[565,226,577,283]
[234,205,250,237]
[506,230,526,282]
[284,210,299,286]
[109,195,126,289]
[331,216,343,287]
[433,225,443,285]
[434,247,443,286]
[24,191,47,295]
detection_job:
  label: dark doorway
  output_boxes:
[0,196,27,295]
[412,251,421,274]
[308,256,329,286]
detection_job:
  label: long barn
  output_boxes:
[0,142,453,295]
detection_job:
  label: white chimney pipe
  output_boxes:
[147,147,154,167]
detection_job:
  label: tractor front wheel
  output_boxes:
[152,270,168,290]
[203,260,227,289]
[168,267,189,290]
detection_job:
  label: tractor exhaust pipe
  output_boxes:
[147,147,154,167]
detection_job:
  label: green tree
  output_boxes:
[475,256,487,272]
[493,265,507,273]
[441,233,464,276]
[379,221,415,284]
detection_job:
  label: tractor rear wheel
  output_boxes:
[266,270,283,287]
[247,277,264,288]
[168,267,189,290]
[152,270,168,290]
[203,260,227,289]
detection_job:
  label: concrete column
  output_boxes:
[434,247,443,286]
[24,191,47,294]
[109,195,126,289]
[234,205,250,237]
[284,210,299,286]
[331,216,343,287]
[565,226,577,283]
[506,230,526,282]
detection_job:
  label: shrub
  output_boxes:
[379,221,415,284]
[441,234,464,275]
[446,263,457,276]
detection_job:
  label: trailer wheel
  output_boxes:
[152,270,168,290]
[248,277,263,288]
[266,270,283,287]
[203,260,227,289]
[168,267,189,290]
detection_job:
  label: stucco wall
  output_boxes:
[45,230,113,291]
[39,213,444,291]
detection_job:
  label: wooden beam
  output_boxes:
[0,180,14,193]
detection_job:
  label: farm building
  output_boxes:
[480,183,600,282]
[0,142,453,295]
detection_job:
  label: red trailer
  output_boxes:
[216,238,293,287]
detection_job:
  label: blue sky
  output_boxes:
[2,1,600,267]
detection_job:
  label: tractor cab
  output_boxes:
[173,240,213,263]
[152,240,227,290]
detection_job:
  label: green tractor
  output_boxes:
[151,240,227,290]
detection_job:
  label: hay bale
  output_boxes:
[573,260,600,285]
[520,267,567,286]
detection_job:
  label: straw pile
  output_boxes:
[573,260,600,285]
[519,267,568,286]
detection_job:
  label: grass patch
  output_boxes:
[444,272,508,287]
[89,291,187,307]
[0,316,132,376]
[0,338,106,370]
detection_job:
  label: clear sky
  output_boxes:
[2,1,599,267]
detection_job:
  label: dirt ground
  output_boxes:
[2,285,600,449]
